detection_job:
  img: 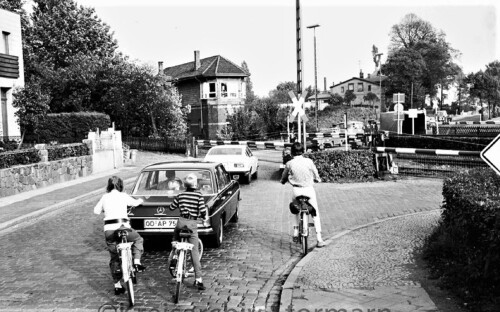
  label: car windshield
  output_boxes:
[207,148,243,156]
[132,169,215,196]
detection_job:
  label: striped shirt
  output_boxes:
[169,188,207,219]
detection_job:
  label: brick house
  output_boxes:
[162,51,249,139]
[0,8,23,140]
[330,70,386,107]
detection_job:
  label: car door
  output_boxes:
[214,165,232,224]
[220,165,239,217]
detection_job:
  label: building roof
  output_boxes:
[163,55,249,81]
[331,76,387,88]
[307,92,331,101]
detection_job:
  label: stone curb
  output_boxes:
[0,176,137,234]
[278,209,441,312]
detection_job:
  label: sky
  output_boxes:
[63,0,500,97]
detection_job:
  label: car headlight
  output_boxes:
[234,163,245,168]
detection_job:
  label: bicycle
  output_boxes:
[168,228,204,304]
[295,195,313,255]
[116,225,137,306]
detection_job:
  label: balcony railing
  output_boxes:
[0,53,20,79]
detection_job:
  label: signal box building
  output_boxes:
[162,51,249,139]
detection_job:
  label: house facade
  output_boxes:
[306,91,331,110]
[162,51,248,139]
[330,71,386,107]
[0,9,23,140]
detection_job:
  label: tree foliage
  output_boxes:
[241,61,256,104]
[343,90,356,107]
[384,13,461,107]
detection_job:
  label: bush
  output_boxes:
[47,143,91,161]
[304,149,376,182]
[386,135,492,151]
[423,168,500,309]
[0,140,19,151]
[0,149,41,169]
[35,112,110,143]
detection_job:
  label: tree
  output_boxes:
[330,93,343,106]
[387,13,461,106]
[363,92,380,108]
[344,90,356,107]
[241,61,256,104]
[12,78,51,144]
[383,47,426,109]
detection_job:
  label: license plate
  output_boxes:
[233,175,239,179]
[144,219,177,228]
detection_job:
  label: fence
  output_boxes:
[437,125,500,137]
[375,147,488,178]
[123,137,187,154]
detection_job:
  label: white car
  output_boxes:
[203,145,259,184]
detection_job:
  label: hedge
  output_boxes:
[386,135,492,151]
[0,149,41,169]
[423,168,500,308]
[47,143,91,161]
[304,149,376,182]
[35,112,110,143]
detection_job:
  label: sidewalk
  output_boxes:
[0,151,186,232]
[280,211,441,312]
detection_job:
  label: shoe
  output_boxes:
[114,287,125,295]
[194,281,206,291]
[292,235,299,243]
[134,264,146,272]
[317,241,326,248]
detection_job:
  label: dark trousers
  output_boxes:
[105,228,144,283]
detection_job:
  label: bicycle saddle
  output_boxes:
[116,225,132,232]
[296,195,310,202]
[179,227,193,238]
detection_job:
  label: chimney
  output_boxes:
[158,61,164,75]
[367,73,371,79]
[194,50,201,70]
[360,69,364,79]
[324,77,327,92]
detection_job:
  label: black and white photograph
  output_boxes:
[0,0,499,311]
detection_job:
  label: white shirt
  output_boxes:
[94,190,143,231]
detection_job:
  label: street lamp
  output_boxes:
[307,24,320,132]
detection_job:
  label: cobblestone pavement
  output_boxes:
[289,211,442,312]
[0,150,443,311]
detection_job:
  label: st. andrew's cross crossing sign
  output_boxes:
[288,91,309,123]
[481,134,500,175]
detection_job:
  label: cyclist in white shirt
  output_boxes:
[94,176,145,295]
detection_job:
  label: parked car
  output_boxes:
[127,160,240,247]
[203,145,259,184]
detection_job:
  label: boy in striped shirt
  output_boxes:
[169,173,207,290]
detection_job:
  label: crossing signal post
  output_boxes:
[393,93,405,134]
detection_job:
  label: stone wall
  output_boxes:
[0,154,92,197]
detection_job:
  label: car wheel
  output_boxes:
[211,217,224,248]
[245,170,252,184]
[230,202,239,223]
[252,168,258,179]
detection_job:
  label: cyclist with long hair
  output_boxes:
[94,176,145,295]
[280,142,325,248]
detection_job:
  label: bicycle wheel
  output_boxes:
[301,213,309,255]
[126,278,135,306]
[168,249,178,278]
[174,250,185,304]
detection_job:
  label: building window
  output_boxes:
[368,85,372,92]
[357,83,364,92]
[348,83,354,91]
[341,87,344,93]
[209,82,216,98]
[2,32,9,54]
[221,83,228,97]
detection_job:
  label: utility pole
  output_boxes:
[295,0,303,143]
[307,24,320,132]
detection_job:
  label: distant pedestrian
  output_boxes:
[93,176,145,295]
